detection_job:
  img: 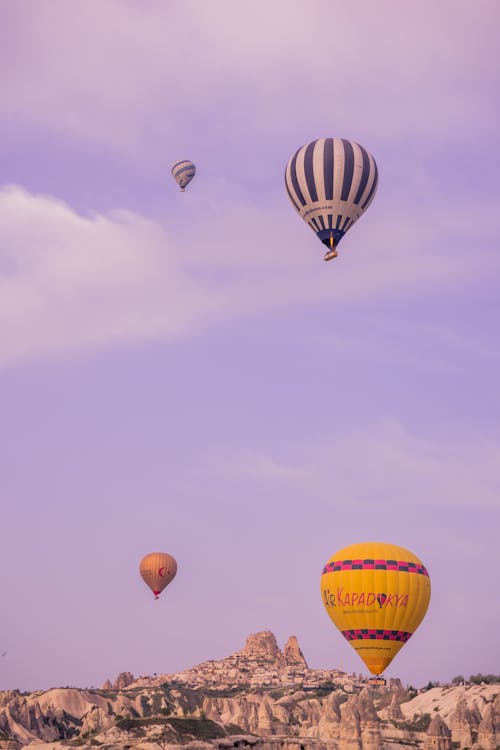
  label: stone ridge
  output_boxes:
[0,680,498,750]
[0,632,498,750]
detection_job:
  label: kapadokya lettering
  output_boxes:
[322,587,408,609]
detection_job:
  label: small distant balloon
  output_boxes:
[321,542,431,675]
[285,138,378,261]
[140,552,177,600]
[171,160,196,191]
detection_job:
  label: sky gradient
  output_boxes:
[1,0,499,692]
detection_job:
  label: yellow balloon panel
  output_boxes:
[321,542,430,675]
[140,552,177,599]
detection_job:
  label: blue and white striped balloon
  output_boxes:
[285,138,378,260]
[171,160,196,191]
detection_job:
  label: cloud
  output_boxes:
[214,420,500,511]
[0,185,202,364]
[0,0,497,163]
[0,181,498,367]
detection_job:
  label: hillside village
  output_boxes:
[0,631,498,750]
[125,631,364,693]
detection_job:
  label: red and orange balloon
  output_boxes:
[140,552,177,600]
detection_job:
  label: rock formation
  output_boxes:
[476,702,497,750]
[256,697,275,736]
[387,693,403,721]
[358,689,381,750]
[307,692,341,739]
[283,636,308,668]
[470,700,483,726]
[0,632,498,750]
[424,714,452,750]
[238,632,280,662]
[449,696,477,747]
[339,694,362,750]
[388,678,403,691]
[113,671,135,690]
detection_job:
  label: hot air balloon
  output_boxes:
[171,160,196,191]
[321,542,430,675]
[285,138,378,261]
[140,552,177,600]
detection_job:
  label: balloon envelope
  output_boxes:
[321,542,430,675]
[171,160,196,191]
[285,138,378,259]
[140,552,177,599]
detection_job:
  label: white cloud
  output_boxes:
[0,182,498,367]
[0,185,200,364]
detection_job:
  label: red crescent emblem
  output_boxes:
[158,567,166,577]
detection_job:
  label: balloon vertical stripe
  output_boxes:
[332,138,344,205]
[285,177,301,212]
[340,139,355,201]
[289,151,307,207]
[304,140,319,202]
[323,138,334,200]
[353,144,371,204]
[361,159,378,209]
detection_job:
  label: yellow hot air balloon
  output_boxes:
[140,552,177,600]
[321,542,430,675]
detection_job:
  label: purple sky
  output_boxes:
[1,1,499,692]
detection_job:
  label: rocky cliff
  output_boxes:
[0,632,498,750]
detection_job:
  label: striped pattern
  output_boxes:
[323,559,429,576]
[285,138,378,248]
[342,629,412,643]
[171,159,196,190]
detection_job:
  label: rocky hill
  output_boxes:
[0,631,498,750]
[128,631,347,692]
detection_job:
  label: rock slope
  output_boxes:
[0,632,498,750]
